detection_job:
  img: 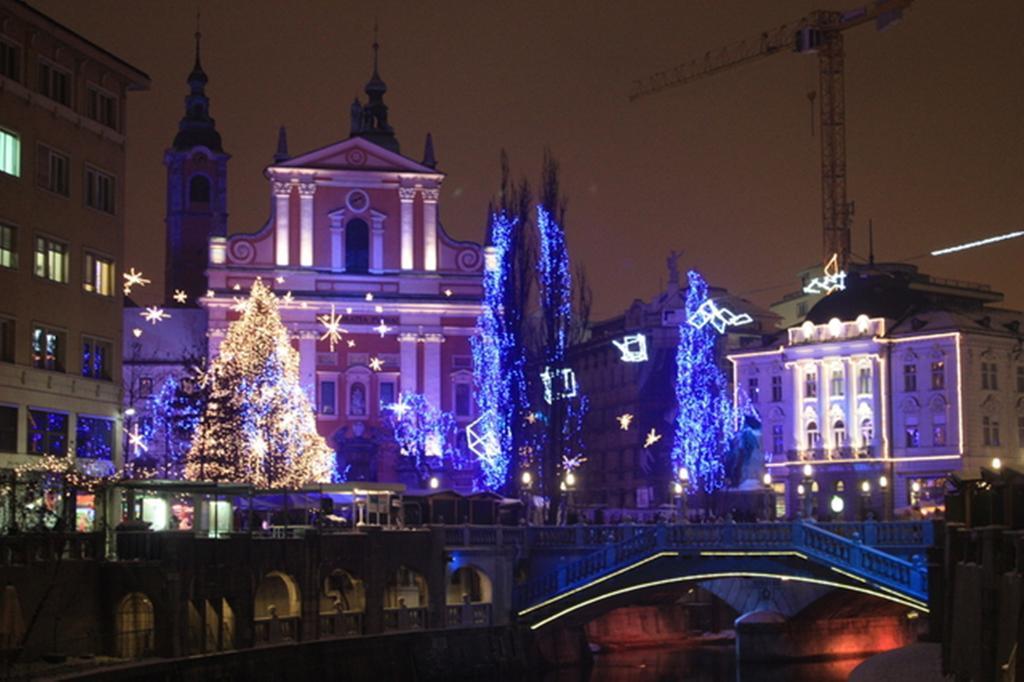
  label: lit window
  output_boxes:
[85,166,116,214]
[83,253,115,296]
[830,368,844,396]
[805,421,820,450]
[0,224,16,269]
[37,144,69,195]
[31,325,65,372]
[319,380,336,415]
[771,376,782,402]
[859,418,873,447]
[933,422,947,448]
[771,424,784,455]
[857,366,871,394]
[87,87,118,129]
[33,235,68,283]
[0,38,20,82]
[748,377,759,403]
[903,364,917,392]
[905,417,920,448]
[804,371,817,399]
[833,420,846,448]
[76,416,113,459]
[27,409,68,456]
[37,61,70,105]
[931,361,945,390]
[0,128,20,177]
[81,336,112,380]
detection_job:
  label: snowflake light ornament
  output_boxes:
[140,306,171,325]
[172,289,188,304]
[643,428,662,448]
[318,304,348,351]
[122,268,151,295]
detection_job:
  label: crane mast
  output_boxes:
[631,1,912,270]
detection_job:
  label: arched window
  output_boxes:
[805,421,820,450]
[447,566,493,605]
[189,175,210,204]
[345,219,369,273]
[832,420,846,448]
[349,383,366,417]
[860,418,874,447]
[116,592,154,658]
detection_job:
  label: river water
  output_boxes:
[533,644,866,682]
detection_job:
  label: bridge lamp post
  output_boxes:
[563,472,577,525]
[829,494,845,519]
[801,464,814,519]
[878,475,890,521]
[910,480,922,510]
[762,472,774,520]
[677,468,690,522]
[520,471,533,525]
[859,480,872,520]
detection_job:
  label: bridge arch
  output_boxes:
[254,570,301,620]
[447,564,493,605]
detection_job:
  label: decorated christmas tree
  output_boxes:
[671,270,734,493]
[185,279,334,488]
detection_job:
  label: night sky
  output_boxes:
[35,0,1024,320]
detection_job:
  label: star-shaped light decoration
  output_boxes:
[561,454,588,472]
[275,276,285,284]
[643,428,662,449]
[232,283,241,291]
[346,339,356,348]
[617,413,634,431]
[444,289,453,297]
[172,289,188,304]
[369,357,384,371]
[345,307,353,314]
[131,328,143,338]
[374,305,384,313]
[280,291,294,306]
[318,304,348,351]
[127,423,148,456]
[525,412,538,425]
[387,395,411,419]
[205,289,215,298]
[231,296,248,313]
[122,268,151,295]
[373,319,393,338]
[140,306,171,325]
[364,292,374,302]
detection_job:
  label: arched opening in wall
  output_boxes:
[320,569,366,636]
[115,592,154,659]
[832,420,846,449]
[446,565,493,627]
[805,421,820,451]
[253,571,301,644]
[384,566,428,631]
[220,598,235,650]
[189,175,210,204]
[345,219,369,273]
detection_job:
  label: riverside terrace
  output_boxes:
[0,480,937,672]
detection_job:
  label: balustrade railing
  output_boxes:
[382,606,427,632]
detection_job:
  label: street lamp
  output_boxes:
[878,474,890,521]
[762,472,774,520]
[801,463,814,519]
[860,480,872,520]
[562,472,577,525]
[910,480,922,510]
[677,468,690,521]
[428,476,440,490]
[520,471,534,525]
[992,457,1002,471]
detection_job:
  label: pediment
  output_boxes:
[271,137,440,175]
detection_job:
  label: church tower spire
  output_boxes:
[348,28,400,154]
[163,21,230,303]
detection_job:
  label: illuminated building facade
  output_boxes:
[568,258,777,519]
[0,2,149,528]
[729,262,1024,519]
[202,46,484,486]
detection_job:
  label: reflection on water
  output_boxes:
[539,644,866,682]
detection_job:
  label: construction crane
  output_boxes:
[631,1,913,271]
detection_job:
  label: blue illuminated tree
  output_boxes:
[671,270,734,493]
[387,392,466,487]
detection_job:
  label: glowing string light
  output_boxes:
[540,367,578,404]
[612,334,649,362]
[803,253,847,295]
[140,306,171,325]
[930,230,1024,256]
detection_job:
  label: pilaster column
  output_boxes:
[399,187,416,271]
[422,333,444,408]
[398,333,419,394]
[298,182,317,268]
[273,181,292,266]
[298,331,317,401]
[328,210,346,272]
[370,212,385,274]
[421,188,440,271]
[792,365,804,454]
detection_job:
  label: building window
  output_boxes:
[903,364,917,392]
[933,421,947,448]
[804,371,817,399]
[319,380,336,415]
[982,362,998,390]
[36,144,69,196]
[771,376,782,402]
[87,87,118,129]
[833,420,846,448]
[189,175,210,204]
[85,166,116,214]
[931,361,945,390]
[31,325,65,372]
[859,418,874,447]
[0,224,15,269]
[83,253,115,296]
[81,336,112,380]
[76,416,113,459]
[748,377,759,403]
[0,317,13,363]
[805,421,820,450]
[0,405,16,452]
[830,368,844,396]
[349,382,367,416]
[138,377,153,397]
[379,381,396,410]
[983,416,1000,447]
[454,383,471,417]
[33,235,68,283]
[38,61,70,105]
[27,409,68,456]
[345,219,369,273]
[857,366,871,394]
[1018,416,1024,447]
[0,128,20,177]
[1017,366,1024,393]
[771,424,784,455]
[0,39,20,82]
[905,418,920,448]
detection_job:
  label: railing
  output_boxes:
[382,606,427,632]
[515,521,930,612]
[253,616,299,645]
[443,526,526,547]
[0,532,104,564]
[818,521,934,548]
[318,611,363,637]
[444,603,492,628]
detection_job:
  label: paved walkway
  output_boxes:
[849,642,945,682]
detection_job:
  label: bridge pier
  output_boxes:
[527,622,593,669]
